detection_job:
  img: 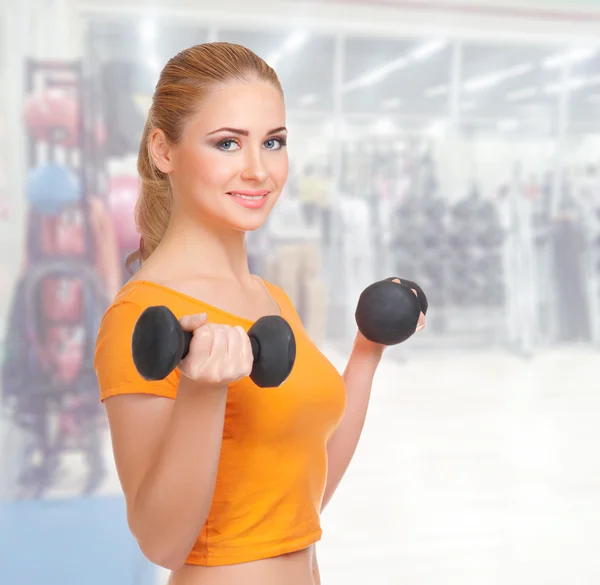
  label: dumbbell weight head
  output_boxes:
[132,306,296,388]
[355,280,421,346]
[246,315,296,388]
[132,306,186,382]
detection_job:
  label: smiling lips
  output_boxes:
[227,190,270,209]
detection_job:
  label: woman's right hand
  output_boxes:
[177,313,254,389]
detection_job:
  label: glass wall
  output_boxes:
[80,21,598,354]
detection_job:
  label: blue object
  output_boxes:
[0,496,158,585]
[26,163,80,215]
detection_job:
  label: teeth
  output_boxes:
[230,193,266,200]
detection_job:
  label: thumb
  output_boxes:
[180,312,208,331]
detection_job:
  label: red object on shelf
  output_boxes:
[23,89,79,148]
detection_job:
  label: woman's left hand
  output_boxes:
[355,278,426,352]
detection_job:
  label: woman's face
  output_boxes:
[156,79,288,233]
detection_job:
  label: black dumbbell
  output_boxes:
[131,306,296,388]
[355,277,428,345]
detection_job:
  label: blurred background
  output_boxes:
[2,0,600,584]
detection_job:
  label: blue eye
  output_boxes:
[265,137,287,150]
[217,139,240,151]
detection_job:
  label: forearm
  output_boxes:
[321,334,383,512]
[311,545,321,585]
[130,378,228,569]
[313,554,321,585]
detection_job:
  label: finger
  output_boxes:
[181,325,213,373]
[208,324,228,361]
[225,325,243,362]
[236,325,254,369]
[191,324,214,352]
[226,326,251,381]
[180,312,208,332]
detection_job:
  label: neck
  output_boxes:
[153,208,251,282]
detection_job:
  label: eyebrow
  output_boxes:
[206,126,288,137]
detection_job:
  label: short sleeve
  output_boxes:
[94,300,179,402]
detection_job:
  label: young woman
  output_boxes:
[94,42,424,585]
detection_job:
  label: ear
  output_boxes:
[149,128,174,174]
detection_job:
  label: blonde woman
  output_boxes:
[95,42,423,585]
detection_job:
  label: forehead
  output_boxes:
[191,80,286,132]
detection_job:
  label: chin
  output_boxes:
[231,215,269,232]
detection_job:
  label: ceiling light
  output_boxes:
[542,48,597,69]
[407,40,448,62]
[544,75,600,94]
[284,31,309,52]
[344,39,446,92]
[465,63,533,94]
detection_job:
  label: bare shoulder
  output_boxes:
[127,267,280,323]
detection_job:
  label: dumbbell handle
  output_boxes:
[180,330,261,363]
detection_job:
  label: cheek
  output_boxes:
[182,146,237,188]
[268,152,289,186]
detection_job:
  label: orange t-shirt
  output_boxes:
[94,279,347,567]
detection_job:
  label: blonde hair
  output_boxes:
[126,42,283,272]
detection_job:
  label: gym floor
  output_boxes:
[2,342,599,584]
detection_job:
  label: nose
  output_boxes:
[241,147,268,183]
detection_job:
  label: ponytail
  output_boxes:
[125,118,172,273]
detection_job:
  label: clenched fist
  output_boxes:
[177,313,254,389]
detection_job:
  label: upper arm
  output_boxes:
[103,393,173,512]
[94,300,179,508]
